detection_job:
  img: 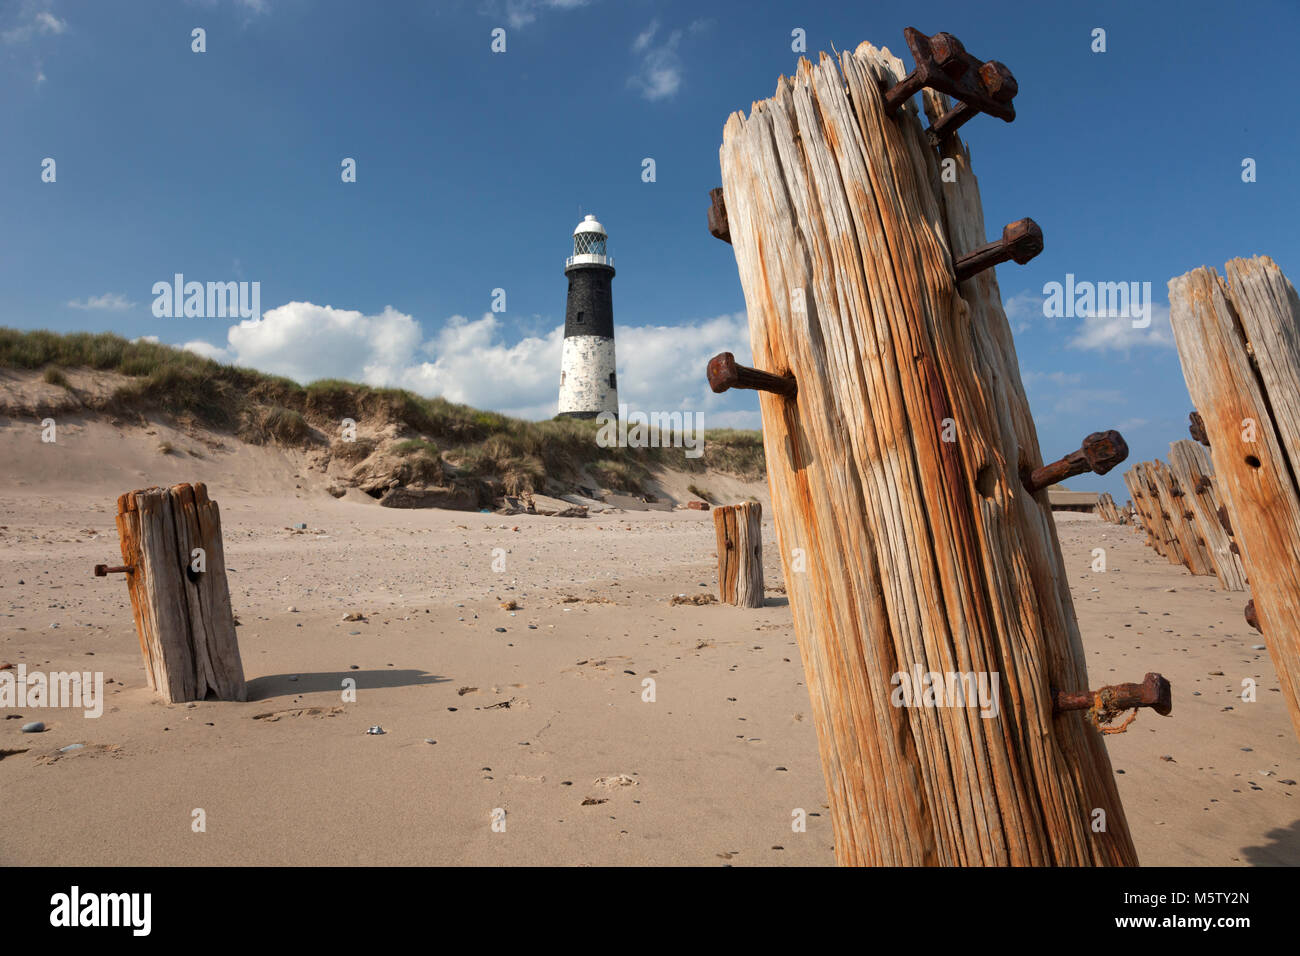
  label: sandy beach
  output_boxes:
[2,416,1296,866]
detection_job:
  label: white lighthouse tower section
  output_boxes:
[559,335,617,415]
[557,215,619,419]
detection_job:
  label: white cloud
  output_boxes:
[34,10,64,33]
[482,0,592,30]
[1002,289,1043,333]
[1022,370,1083,389]
[1067,302,1174,352]
[180,301,754,423]
[632,19,657,52]
[393,313,565,419]
[68,292,135,311]
[618,313,751,416]
[182,339,231,362]
[2,2,66,43]
[628,21,685,101]
[210,301,425,385]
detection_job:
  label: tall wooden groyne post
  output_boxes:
[99,482,247,703]
[707,33,1153,865]
[1169,257,1300,740]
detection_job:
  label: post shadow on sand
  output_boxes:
[1241,817,1300,866]
[245,670,448,701]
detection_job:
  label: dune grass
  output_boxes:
[1,327,766,488]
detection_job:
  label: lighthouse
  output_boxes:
[557,214,618,419]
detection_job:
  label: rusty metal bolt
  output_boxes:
[1245,599,1261,633]
[707,187,730,245]
[1053,672,1172,718]
[93,564,132,577]
[706,352,797,399]
[882,27,1017,145]
[928,60,1019,141]
[977,60,1017,102]
[930,32,969,80]
[954,218,1043,284]
[1217,504,1234,536]
[1022,429,1129,495]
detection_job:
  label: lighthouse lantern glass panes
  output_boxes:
[575,232,606,257]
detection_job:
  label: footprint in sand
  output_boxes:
[252,706,344,722]
[592,774,637,789]
[35,743,123,765]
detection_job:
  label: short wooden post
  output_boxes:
[1169,256,1300,740]
[713,501,764,607]
[113,483,246,703]
[1166,440,1246,590]
[717,42,1137,865]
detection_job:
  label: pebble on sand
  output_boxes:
[20,721,45,733]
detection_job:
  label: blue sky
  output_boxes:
[3,0,1297,500]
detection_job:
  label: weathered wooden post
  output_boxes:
[1148,460,1215,576]
[102,483,247,703]
[711,34,1151,865]
[1127,464,1176,561]
[1169,256,1300,740]
[713,501,764,607]
[1166,440,1246,590]
[1122,471,1153,547]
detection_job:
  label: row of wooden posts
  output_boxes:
[1096,441,1249,592]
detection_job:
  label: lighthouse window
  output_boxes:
[609,372,617,388]
[574,233,607,256]
[576,311,585,324]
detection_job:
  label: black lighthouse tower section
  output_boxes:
[564,264,615,339]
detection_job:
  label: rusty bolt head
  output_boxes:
[1003,218,1044,265]
[707,187,730,245]
[707,352,741,393]
[977,61,1017,102]
[1218,504,1234,536]
[930,32,968,79]
[1245,599,1260,633]
[1080,429,1128,475]
[1143,672,1173,717]
[94,564,109,577]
